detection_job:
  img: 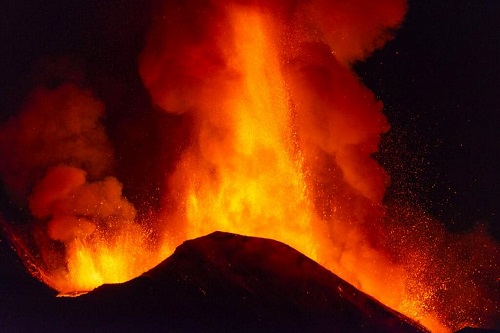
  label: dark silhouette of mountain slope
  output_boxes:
[2,231,429,332]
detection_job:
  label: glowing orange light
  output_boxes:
[2,2,497,333]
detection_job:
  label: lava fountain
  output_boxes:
[0,1,498,332]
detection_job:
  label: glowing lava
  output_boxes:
[1,1,498,332]
[177,8,322,260]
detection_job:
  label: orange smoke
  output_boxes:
[0,84,172,293]
[0,1,498,332]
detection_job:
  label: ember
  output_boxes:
[0,1,498,332]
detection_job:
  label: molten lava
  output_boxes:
[177,8,322,260]
[1,1,498,332]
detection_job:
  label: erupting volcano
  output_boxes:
[0,1,498,332]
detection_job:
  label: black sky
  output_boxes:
[0,0,499,241]
[359,0,500,240]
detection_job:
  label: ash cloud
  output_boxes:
[0,84,113,200]
[29,165,136,242]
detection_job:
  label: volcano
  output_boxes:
[1,1,499,332]
[1,232,496,332]
[1,231,429,332]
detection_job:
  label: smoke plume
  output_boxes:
[0,84,112,200]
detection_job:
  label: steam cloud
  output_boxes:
[0,0,498,332]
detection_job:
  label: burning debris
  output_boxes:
[0,0,498,332]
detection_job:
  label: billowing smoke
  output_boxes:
[29,165,136,242]
[0,0,498,332]
[0,82,167,292]
[0,84,113,200]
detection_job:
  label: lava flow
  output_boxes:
[0,1,498,332]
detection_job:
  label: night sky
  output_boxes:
[0,0,498,273]
[359,0,499,240]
